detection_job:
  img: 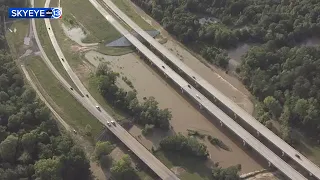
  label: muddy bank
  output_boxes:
[61,23,98,47]
[127,0,255,114]
[85,51,262,173]
[163,40,254,114]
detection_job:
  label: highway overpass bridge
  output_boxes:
[31,0,180,179]
[89,0,310,179]
[101,1,320,179]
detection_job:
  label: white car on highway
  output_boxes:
[96,106,101,111]
[196,94,201,99]
[107,121,111,127]
[111,120,116,126]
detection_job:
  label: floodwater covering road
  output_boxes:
[85,50,263,173]
[61,0,263,173]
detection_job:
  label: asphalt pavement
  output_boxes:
[87,0,312,179]
[28,0,180,179]
[102,0,320,179]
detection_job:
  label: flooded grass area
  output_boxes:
[84,51,263,173]
[25,56,103,139]
[59,0,121,43]
[227,43,251,71]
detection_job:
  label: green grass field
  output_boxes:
[5,19,29,58]
[45,0,129,121]
[59,0,121,43]
[26,56,104,139]
[34,0,82,95]
[155,151,212,180]
[110,0,154,31]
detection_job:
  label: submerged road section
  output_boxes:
[88,0,307,179]
[102,0,320,179]
[29,0,180,179]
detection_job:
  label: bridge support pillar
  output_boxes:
[242,140,246,146]
[268,161,271,167]
[257,131,260,137]
[181,88,184,93]
[234,113,237,119]
[281,151,285,157]
[309,172,313,177]
[164,73,167,78]
[220,121,223,127]
[199,104,203,109]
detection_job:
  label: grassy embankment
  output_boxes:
[5,18,104,140]
[5,19,29,58]
[49,0,127,120]
[25,56,104,139]
[58,0,134,55]
[34,0,82,94]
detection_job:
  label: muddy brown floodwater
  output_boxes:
[127,0,254,114]
[162,40,254,114]
[85,50,262,173]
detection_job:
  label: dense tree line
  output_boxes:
[240,45,320,141]
[131,0,320,142]
[110,155,139,180]
[131,0,320,67]
[96,62,172,130]
[92,141,139,180]
[159,134,241,179]
[0,49,91,179]
[159,134,209,158]
[0,1,91,177]
[211,164,241,180]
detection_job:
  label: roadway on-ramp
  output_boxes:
[30,0,181,179]
[87,0,307,179]
[102,0,320,179]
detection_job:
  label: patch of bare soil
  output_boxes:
[243,171,283,180]
[90,162,107,180]
[74,61,94,85]
[71,45,96,53]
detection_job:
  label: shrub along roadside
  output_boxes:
[96,62,172,130]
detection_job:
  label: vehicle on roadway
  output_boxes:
[196,94,200,99]
[96,106,101,111]
[73,129,77,134]
[295,154,301,159]
[187,84,191,88]
[111,120,116,126]
[107,121,111,127]
[86,94,89,98]
[70,87,73,90]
